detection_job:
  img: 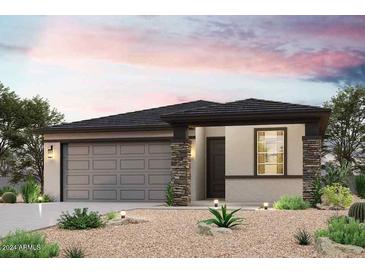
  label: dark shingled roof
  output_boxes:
[161,98,330,119]
[43,100,219,133]
[43,98,330,133]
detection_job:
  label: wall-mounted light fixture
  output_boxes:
[47,145,54,159]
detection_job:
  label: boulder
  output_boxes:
[107,217,148,226]
[315,237,363,257]
[197,222,232,236]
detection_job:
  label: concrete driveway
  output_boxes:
[0,202,161,237]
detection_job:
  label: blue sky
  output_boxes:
[0,16,364,121]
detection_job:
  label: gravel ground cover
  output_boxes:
[41,208,364,258]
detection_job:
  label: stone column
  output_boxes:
[171,126,191,206]
[302,136,322,204]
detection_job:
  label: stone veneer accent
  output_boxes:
[302,136,322,203]
[171,140,192,206]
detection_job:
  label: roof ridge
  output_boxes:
[230,98,326,110]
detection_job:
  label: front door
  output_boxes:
[207,138,225,198]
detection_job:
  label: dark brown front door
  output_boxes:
[207,137,225,198]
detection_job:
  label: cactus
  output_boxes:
[2,192,17,203]
[348,202,365,223]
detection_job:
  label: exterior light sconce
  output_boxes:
[120,211,126,219]
[47,145,54,159]
[263,202,269,210]
[214,199,219,208]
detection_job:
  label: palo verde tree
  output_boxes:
[323,85,365,171]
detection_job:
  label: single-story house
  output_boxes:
[42,98,331,206]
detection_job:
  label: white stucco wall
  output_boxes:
[43,142,61,201]
[225,124,305,203]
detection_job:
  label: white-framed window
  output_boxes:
[256,129,285,175]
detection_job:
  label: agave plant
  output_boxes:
[202,204,244,228]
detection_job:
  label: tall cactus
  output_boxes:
[348,202,365,223]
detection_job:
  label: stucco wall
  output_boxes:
[225,124,305,203]
[43,142,61,201]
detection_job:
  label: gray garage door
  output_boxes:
[63,142,171,202]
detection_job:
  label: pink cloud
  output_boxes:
[28,18,365,79]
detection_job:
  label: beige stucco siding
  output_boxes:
[225,124,305,203]
[43,142,61,201]
[225,124,304,176]
[226,178,303,204]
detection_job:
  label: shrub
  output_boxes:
[321,183,353,209]
[1,192,17,203]
[201,204,244,228]
[348,202,365,223]
[273,196,310,210]
[0,186,17,196]
[58,208,105,230]
[0,230,59,258]
[64,246,85,258]
[315,216,365,248]
[105,211,118,220]
[166,182,173,206]
[37,194,54,203]
[355,174,365,198]
[313,176,323,205]
[294,228,311,245]
[322,162,351,186]
[21,177,41,203]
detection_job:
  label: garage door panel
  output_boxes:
[148,174,170,185]
[92,144,117,155]
[93,190,117,200]
[93,160,117,170]
[66,190,90,200]
[120,174,145,185]
[120,190,145,200]
[92,175,117,185]
[148,159,170,169]
[121,144,145,154]
[148,144,170,154]
[120,159,145,169]
[67,175,89,185]
[68,160,89,170]
[64,142,171,202]
[148,190,166,200]
[68,145,90,155]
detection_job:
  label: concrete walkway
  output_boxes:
[0,202,161,237]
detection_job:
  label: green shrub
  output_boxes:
[21,177,41,203]
[166,182,174,206]
[105,211,118,220]
[0,230,59,258]
[313,176,323,205]
[64,246,85,258]
[273,196,310,210]
[355,174,365,198]
[201,204,244,228]
[315,216,365,248]
[58,208,105,230]
[348,202,365,223]
[1,192,17,203]
[0,186,17,196]
[322,162,351,186]
[294,228,311,245]
[37,194,54,203]
[321,183,353,209]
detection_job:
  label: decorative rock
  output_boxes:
[197,222,232,236]
[107,217,148,226]
[315,237,364,257]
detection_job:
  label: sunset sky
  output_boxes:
[0,16,364,121]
